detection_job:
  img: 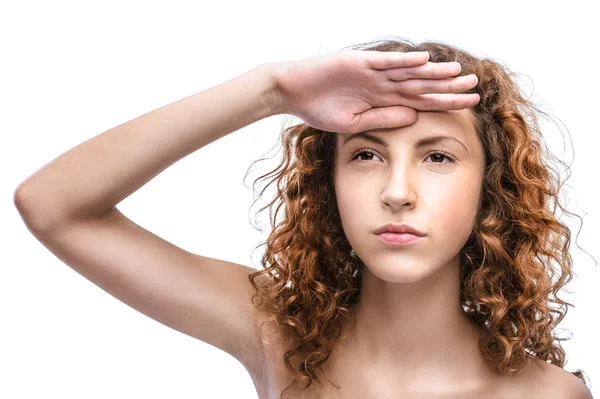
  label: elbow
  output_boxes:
[14,182,54,235]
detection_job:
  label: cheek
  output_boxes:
[429,182,480,247]
[334,177,370,240]
[335,182,360,222]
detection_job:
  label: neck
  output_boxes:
[336,255,487,379]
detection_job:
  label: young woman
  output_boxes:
[14,38,592,398]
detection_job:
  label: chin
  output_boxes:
[362,259,440,284]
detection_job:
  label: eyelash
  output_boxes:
[350,147,457,165]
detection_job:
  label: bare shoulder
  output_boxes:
[527,357,592,399]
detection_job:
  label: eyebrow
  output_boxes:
[342,132,469,153]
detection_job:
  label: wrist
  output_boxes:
[259,62,288,116]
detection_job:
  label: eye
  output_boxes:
[349,148,456,165]
[425,150,456,165]
[350,148,383,162]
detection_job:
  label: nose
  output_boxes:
[380,165,418,209]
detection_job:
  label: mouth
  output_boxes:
[373,223,426,237]
[376,232,424,245]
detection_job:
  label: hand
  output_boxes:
[271,49,480,134]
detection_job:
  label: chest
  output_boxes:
[253,345,534,399]
[259,370,539,399]
[256,365,532,399]
[249,323,542,399]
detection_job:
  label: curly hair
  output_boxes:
[244,37,590,398]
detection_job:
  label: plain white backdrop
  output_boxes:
[3,0,598,397]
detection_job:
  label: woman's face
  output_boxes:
[333,109,485,283]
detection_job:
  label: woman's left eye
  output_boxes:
[350,149,456,164]
[425,151,456,164]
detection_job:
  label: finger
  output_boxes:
[393,74,478,95]
[365,50,430,70]
[404,93,481,111]
[349,106,417,133]
[384,61,462,81]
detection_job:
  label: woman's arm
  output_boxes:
[14,62,282,231]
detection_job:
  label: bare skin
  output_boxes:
[254,109,501,397]
[332,109,485,378]
[323,108,495,397]
[16,48,591,398]
[257,60,589,396]
[255,316,578,399]
[272,49,481,134]
[250,109,575,398]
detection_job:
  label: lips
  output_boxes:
[377,232,422,244]
[374,223,426,237]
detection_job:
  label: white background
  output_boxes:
[3,0,598,397]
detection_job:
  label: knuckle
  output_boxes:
[420,81,433,93]
[425,96,436,108]
[380,111,389,129]
[394,80,408,93]
[404,68,416,78]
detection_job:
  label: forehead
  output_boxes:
[336,109,477,148]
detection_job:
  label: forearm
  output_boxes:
[14,62,283,231]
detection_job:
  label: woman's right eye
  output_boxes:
[350,149,381,162]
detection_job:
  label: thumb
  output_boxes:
[351,106,417,133]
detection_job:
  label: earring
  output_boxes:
[350,249,357,258]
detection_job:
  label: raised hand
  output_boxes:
[271,49,479,134]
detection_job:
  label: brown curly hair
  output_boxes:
[244,37,590,398]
